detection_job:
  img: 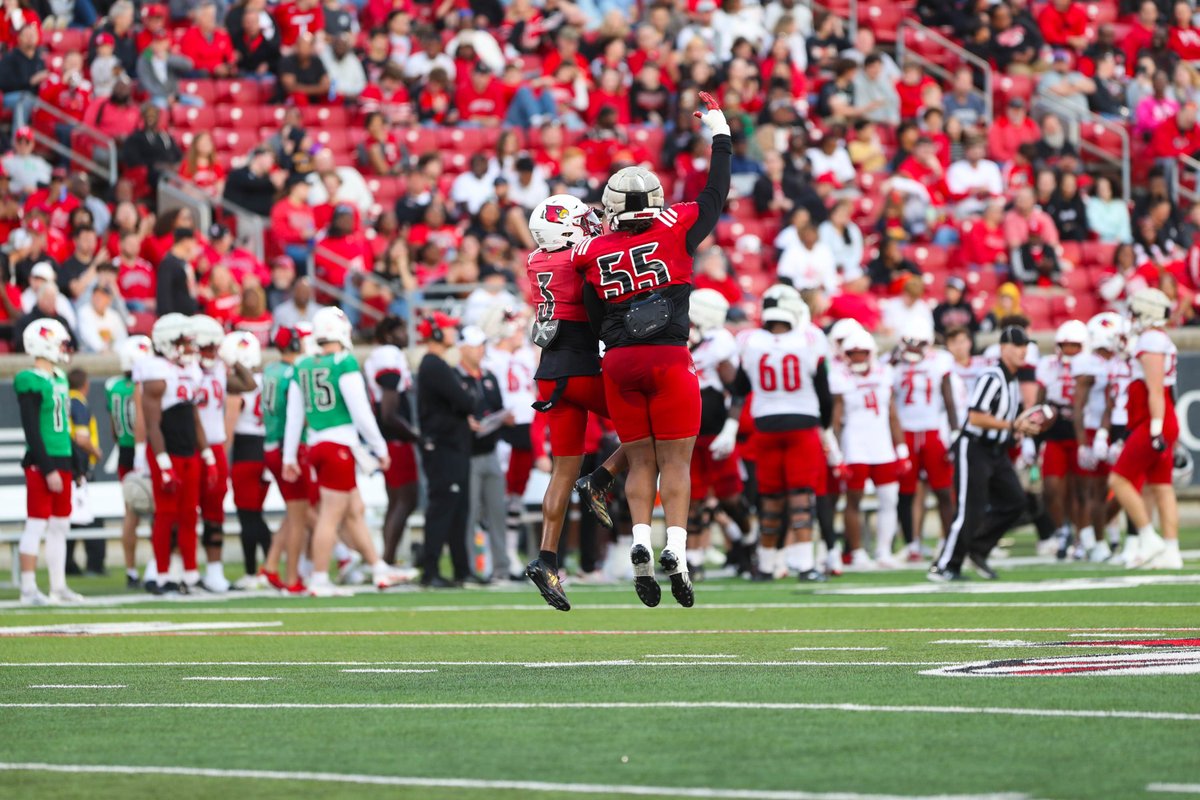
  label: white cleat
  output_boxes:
[202,575,231,593]
[307,583,352,598]
[1131,530,1166,569]
[232,573,268,591]
[825,547,843,577]
[1088,541,1113,563]
[375,566,418,589]
[49,588,84,604]
[337,551,363,585]
[20,588,50,606]
[1144,548,1184,570]
[848,549,876,570]
[873,552,900,569]
[1035,538,1059,558]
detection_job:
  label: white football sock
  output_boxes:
[686,548,705,566]
[44,517,68,594]
[724,520,743,542]
[205,562,225,582]
[1079,526,1096,549]
[308,571,331,588]
[874,483,899,557]
[20,570,37,593]
[665,526,686,554]
[1106,523,1121,546]
[18,517,46,557]
[183,569,200,587]
[631,524,652,551]
[1165,539,1181,554]
[333,541,352,561]
[1137,524,1157,539]
[756,545,776,574]
[795,540,815,572]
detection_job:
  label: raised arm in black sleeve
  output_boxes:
[685,133,732,256]
[18,390,52,475]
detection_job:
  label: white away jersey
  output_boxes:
[484,344,538,425]
[195,366,229,445]
[132,355,200,413]
[1070,352,1110,430]
[830,362,897,465]
[950,355,989,399]
[1131,329,1178,387]
[893,350,952,432]
[1035,354,1077,408]
[741,327,826,420]
[234,374,266,437]
[693,328,739,391]
[1108,355,1133,427]
[363,344,413,404]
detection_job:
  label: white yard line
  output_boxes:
[0,761,1033,800]
[790,648,890,652]
[643,654,739,658]
[26,685,126,689]
[339,669,438,674]
[0,701,1196,722]
[180,677,278,682]
[0,659,952,668]
[1148,784,1200,795]
[0,621,282,636]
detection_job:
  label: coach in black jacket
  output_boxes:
[416,312,475,588]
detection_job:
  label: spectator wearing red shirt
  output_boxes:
[179,132,226,198]
[270,176,317,268]
[313,205,371,303]
[1150,104,1200,159]
[201,264,240,326]
[693,247,741,305]
[35,55,92,152]
[1124,0,1159,75]
[1169,0,1200,62]
[962,200,1010,272]
[457,63,507,126]
[588,68,631,125]
[25,169,80,233]
[416,67,455,125]
[358,111,405,176]
[895,61,936,120]
[828,272,882,331]
[987,97,1042,163]
[206,223,269,287]
[1037,0,1089,52]
[135,4,168,55]
[542,27,590,80]
[359,63,411,125]
[230,284,273,347]
[274,0,324,49]
[179,2,236,77]
[0,2,40,50]
[112,229,155,311]
[81,76,140,146]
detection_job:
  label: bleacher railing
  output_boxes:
[1034,94,1131,205]
[802,0,859,41]
[158,173,267,260]
[27,97,117,185]
[308,243,387,325]
[897,19,993,127]
[1173,153,1200,205]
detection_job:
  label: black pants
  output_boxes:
[936,437,1026,573]
[420,445,471,582]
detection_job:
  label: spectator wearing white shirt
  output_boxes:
[818,200,864,279]
[773,207,814,257]
[319,33,367,101]
[21,262,78,330]
[505,155,549,213]
[2,127,51,195]
[806,131,857,187]
[880,274,935,336]
[676,0,727,57]
[713,0,767,59]
[306,149,375,215]
[76,284,127,353]
[851,53,900,126]
[777,224,839,295]
[405,30,456,83]
[450,154,498,216]
[945,137,1003,218]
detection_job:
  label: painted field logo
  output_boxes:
[924,639,1200,677]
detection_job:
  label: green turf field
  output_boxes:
[2,541,1199,800]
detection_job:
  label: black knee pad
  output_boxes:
[687,503,712,536]
[202,523,223,549]
[759,493,786,542]
[719,494,752,532]
[787,489,815,531]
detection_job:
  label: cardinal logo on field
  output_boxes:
[924,638,1200,677]
[543,205,569,223]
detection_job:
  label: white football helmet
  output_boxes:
[828,318,865,357]
[1129,287,1171,331]
[118,335,153,373]
[1173,443,1194,488]
[899,317,934,363]
[529,194,602,251]
[1054,319,1087,361]
[761,284,808,329]
[689,288,730,333]
[297,321,319,355]
[23,317,70,365]
[151,312,196,365]
[842,328,877,374]
[1086,311,1126,353]
[313,306,353,349]
[191,314,225,370]
[219,331,262,370]
[602,166,665,230]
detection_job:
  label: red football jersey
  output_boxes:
[573,203,699,303]
[527,247,588,324]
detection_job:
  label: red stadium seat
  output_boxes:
[1058,241,1082,268]
[46,29,89,54]
[171,105,216,130]
[1082,241,1118,267]
[438,127,500,153]
[865,4,903,43]
[904,244,950,274]
[1022,293,1054,330]
[402,128,441,154]
[216,105,262,128]
[314,128,353,153]
[178,80,220,105]
[1063,267,1093,293]
[301,105,350,128]
[219,79,275,105]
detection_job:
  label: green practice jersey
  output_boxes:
[14,367,72,458]
[105,375,137,448]
[261,360,296,446]
[295,351,359,431]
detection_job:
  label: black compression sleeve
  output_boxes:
[814,360,833,429]
[582,283,605,337]
[685,133,732,256]
[18,391,52,474]
[731,366,752,400]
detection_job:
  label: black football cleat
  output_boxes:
[749,570,775,582]
[967,554,998,580]
[574,474,614,528]
[630,544,661,607]
[659,550,694,608]
[926,565,961,583]
[796,569,826,583]
[525,559,571,612]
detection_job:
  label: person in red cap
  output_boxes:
[135,3,168,54]
[414,310,474,587]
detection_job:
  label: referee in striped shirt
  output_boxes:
[930,326,1041,582]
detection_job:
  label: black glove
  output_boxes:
[1151,434,1166,452]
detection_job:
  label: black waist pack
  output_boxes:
[622,292,672,339]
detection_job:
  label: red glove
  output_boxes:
[832,463,852,485]
[895,444,914,476]
[156,453,179,495]
[201,448,220,491]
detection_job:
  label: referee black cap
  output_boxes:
[999,326,1030,346]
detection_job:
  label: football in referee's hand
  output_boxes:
[1016,404,1056,435]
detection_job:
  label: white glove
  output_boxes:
[820,428,844,467]
[693,90,730,137]
[709,418,739,461]
[133,442,148,476]
[1077,445,1097,471]
[1107,438,1123,465]
[1017,438,1038,470]
[1092,429,1109,463]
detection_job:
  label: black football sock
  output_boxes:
[898,494,915,545]
[539,550,558,571]
[590,467,614,492]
